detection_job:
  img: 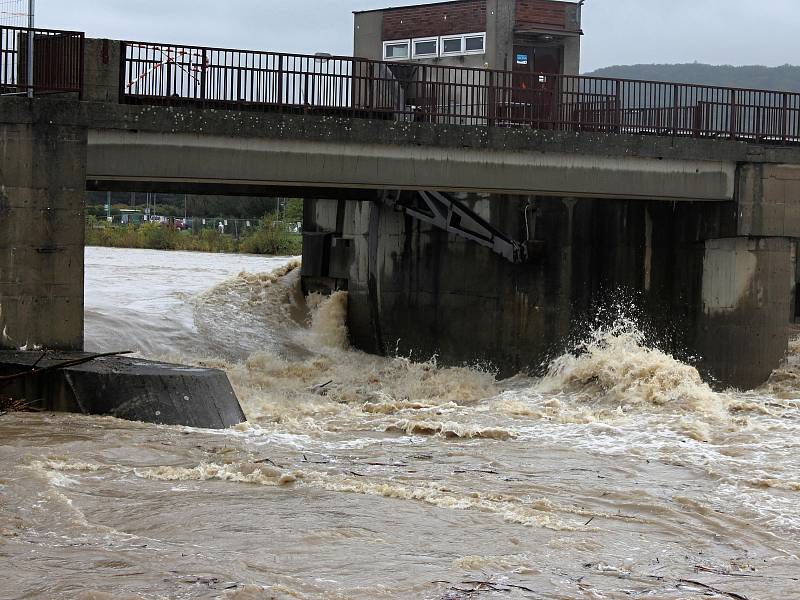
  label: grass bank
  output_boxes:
[86,220,302,256]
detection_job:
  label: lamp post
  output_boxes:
[26,0,34,98]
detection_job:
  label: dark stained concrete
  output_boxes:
[0,351,245,428]
[305,190,798,389]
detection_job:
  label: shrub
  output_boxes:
[239,215,302,255]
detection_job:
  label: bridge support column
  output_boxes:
[0,102,87,351]
[694,237,795,389]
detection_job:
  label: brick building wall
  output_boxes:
[382,0,487,39]
[515,0,568,30]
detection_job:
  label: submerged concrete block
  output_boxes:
[0,352,246,429]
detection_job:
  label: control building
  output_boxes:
[354,0,582,75]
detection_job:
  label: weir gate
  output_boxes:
[2,25,800,389]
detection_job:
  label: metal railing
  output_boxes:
[116,39,797,145]
[0,25,83,96]
[120,41,403,118]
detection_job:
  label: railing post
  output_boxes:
[550,75,559,130]
[368,60,375,113]
[421,64,427,122]
[729,88,736,140]
[236,67,242,106]
[277,54,283,110]
[672,84,679,136]
[26,1,34,98]
[614,79,621,133]
[692,103,702,138]
[755,106,762,141]
[200,49,207,104]
[78,33,84,100]
[487,69,496,127]
[303,71,309,111]
[118,41,127,101]
[166,58,172,97]
[782,92,789,144]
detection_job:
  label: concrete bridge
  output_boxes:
[2,31,800,388]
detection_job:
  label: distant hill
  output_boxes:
[583,64,800,93]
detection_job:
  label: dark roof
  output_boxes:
[354,0,487,15]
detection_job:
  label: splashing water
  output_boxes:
[307,290,350,350]
[539,316,729,417]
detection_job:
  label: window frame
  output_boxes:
[439,34,465,56]
[411,36,439,59]
[439,32,486,57]
[382,39,411,61]
[463,33,486,55]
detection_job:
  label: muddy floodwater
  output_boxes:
[1,247,799,599]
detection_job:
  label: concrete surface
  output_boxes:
[694,237,795,388]
[0,100,86,352]
[738,164,800,237]
[85,128,738,201]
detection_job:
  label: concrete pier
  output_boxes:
[0,101,86,352]
[304,185,799,389]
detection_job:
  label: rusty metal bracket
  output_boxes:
[381,190,529,264]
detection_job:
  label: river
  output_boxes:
[1,246,798,599]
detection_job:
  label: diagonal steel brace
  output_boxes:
[381,190,528,264]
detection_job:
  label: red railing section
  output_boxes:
[0,26,84,96]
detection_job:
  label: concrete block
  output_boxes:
[0,351,245,429]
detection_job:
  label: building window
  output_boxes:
[464,34,485,54]
[440,35,464,56]
[412,37,438,59]
[383,39,410,60]
[384,32,486,61]
[440,33,486,57]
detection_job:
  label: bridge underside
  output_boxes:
[86,129,736,202]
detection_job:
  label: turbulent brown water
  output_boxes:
[1,247,799,599]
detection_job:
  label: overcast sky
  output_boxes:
[34,0,799,72]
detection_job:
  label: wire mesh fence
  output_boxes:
[0,0,27,27]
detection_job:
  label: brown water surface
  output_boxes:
[1,247,798,599]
